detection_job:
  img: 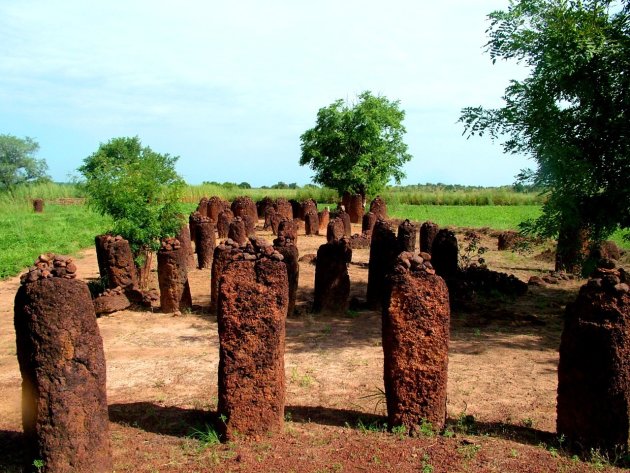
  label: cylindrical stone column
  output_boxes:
[211,242,236,314]
[313,240,352,314]
[367,220,399,309]
[337,210,352,237]
[318,208,330,233]
[398,219,417,252]
[274,198,293,221]
[304,210,319,236]
[557,267,630,455]
[362,212,377,239]
[257,197,274,219]
[14,260,112,473]
[176,223,196,268]
[228,217,248,245]
[242,214,256,237]
[231,196,258,223]
[278,219,298,243]
[32,198,44,213]
[196,197,209,217]
[274,237,299,317]
[369,196,388,220]
[326,218,345,243]
[347,194,364,224]
[420,221,439,254]
[157,238,193,314]
[195,217,216,269]
[95,234,110,279]
[300,199,317,221]
[207,196,225,222]
[383,252,450,433]
[218,250,288,440]
[264,207,276,230]
[217,209,234,239]
[431,229,459,280]
[104,235,138,289]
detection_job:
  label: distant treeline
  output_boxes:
[0,181,546,206]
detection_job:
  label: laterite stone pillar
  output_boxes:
[195,217,216,269]
[313,239,352,314]
[367,220,399,309]
[157,237,193,314]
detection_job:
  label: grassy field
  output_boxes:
[0,203,112,279]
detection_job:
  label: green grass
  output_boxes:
[0,203,112,279]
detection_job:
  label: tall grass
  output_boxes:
[181,183,339,204]
[0,182,84,205]
[383,188,543,206]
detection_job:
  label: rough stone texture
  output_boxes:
[176,223,196,268]
[207,196,226,222]
[326,218,346,243]
[362,212,377,239]
[590,240,623,262]
[217,252,288,440]
[431,229,459,280]
[557,266,630,455]
[346,193,364,224]
[274,236,299,317]
[274,198,293,221]
[300,199,317,221]
[14,276,112,472]
[313,239,352,314]
[318,208,330,233]
[229,217,249,245]
[367,220,399,309]
[369,196,388,220]
[293,217,305,232]
[264,207,276,230]
[95,234,110,279]
[382,252,450,433]
[231,196,258,223]
[419,221,439,254]
[93,287,131,316]
[270,213,284,236]
[243,214,257,237]
[348,234,371,249]
[397,219,417,253]
[304,210,320,236]
[289,199,301,220]
[497,231,521,251]
[103,235,138,289]
[278,219,298,243]
[334,210,352,237]
[217,209,234,239]
[195,218,216,269]
[158,237,193,313]
[189,211,201,243]
[257,197,275,218]
[32,198,44,213]
[211,243,234,315]
[196,197,209,217]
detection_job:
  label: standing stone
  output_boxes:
[228,217,248,245]
[104,235,138,289]
[431,229,459,280]
[336,209,352,237]
[270,213,284,235]
[264,206,276,230]
[313,239,352,313]
[288,199,301,220]
[362,212,377,239]
[207,196,225,222]
[304,210,320,236]
[420,221,439,253]
[301,199,317,221]
[195,217,216,269]
[217,209,234,239]
[274,236,299,317]
[274,198,293,221]
[176,223,196,268]
[397,219,417,252]
[346,194,364,224]
[157,238,192,313]
[196,197,209,217]
[327,218,345,243]
[318,208,330,233]
[32,198,44,213]
[211,242,237,314]
[242,214,256,237]
[95,234,110,279]
[189,211,201,243]
[557,267,630,455]
[14,267,112,472]
[278,219,298,243]
[367,220,399,309]
[369,196,388,220]
[257,197,275,218]
[383,252,450,433]
[218,251,288,440]
[231,196,258,223]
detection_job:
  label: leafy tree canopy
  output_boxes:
[300,91,412,198]
[460,0,630,246]
[0,134,49,189]
[78,136,185,255]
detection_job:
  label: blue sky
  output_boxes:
[0,0,532,187]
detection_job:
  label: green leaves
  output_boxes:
[300,90,412,198]
[78,136,185,254]
[0,134,49,189]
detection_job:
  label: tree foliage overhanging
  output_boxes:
[78,136,185,255]
[299,91,412,198]
[0,134,49,190]
[460,0,630,245]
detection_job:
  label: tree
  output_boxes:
[79,136,185,287]
[460,0,630,272]
[300,91,412,200]
[0,134,49,189]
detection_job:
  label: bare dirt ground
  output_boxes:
[1,224,628,472]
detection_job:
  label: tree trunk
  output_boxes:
[555,224,589,274]
[135,250,153,290]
